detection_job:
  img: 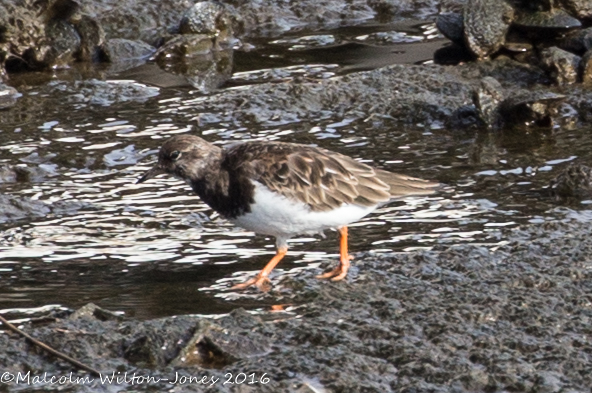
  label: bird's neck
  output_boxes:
[187,149,254,219]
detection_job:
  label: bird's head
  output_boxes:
[137,135,221,184]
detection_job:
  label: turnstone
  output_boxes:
[138,135,439,290]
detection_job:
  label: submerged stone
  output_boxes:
[549,163,592,199]
[0,83,21,109]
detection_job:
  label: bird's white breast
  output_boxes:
[230,181,375,238]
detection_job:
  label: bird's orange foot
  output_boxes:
[231,275,272,292]
[316,255,353,281]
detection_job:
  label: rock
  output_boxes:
[0,83,21,109]
[436,12,464,44]
[533,371,564,393]
[122,316,199,368]
[513,8,582,31]
[44,19,81,68]
[581,50,592,84]
[498,90,566,128]
[71,14,106,62]
[559,0,592,20]
[549,163,592,199]
[0,195,51,223]
[171,309,271,368]
[463,0,514,58]
[0,1,47,71]
[66,79,160,106]
[43,0,80,22]
[104,38,156,72]
[105,39,156,62]
[179,1,233,48]
[557,27,592,55]
[472,76,505,128]
[540,47,581,85]
[69,303,123,322]
[0,162,59,184]
[448,105,481,129]
[0,166,16,183]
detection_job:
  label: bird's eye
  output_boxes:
[170,151,181,161]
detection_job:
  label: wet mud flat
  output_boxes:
[1,219,591,393]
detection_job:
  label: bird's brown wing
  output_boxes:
[224,142,437,212]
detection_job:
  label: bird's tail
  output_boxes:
[375,169,440,199]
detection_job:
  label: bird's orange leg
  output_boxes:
[316,226,353,281]
[231,245,288,291]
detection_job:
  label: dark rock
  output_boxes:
[72,14,106,62]
[533,371,564,393]
[511,0,554,12]
[103,145,153,167]
[463,0,514,58]
[559,0,592,21]
[581,49,592,84]
[69,303,123,322]
[436,12,464,44]
[498,90,566,128]
[65,79,160,106]
[122,317,198,368]
[12,164,58,182]
[513,8,582,31]
[472,76,505,128]
[0,1,48,72]
[0,195,51,223]
[103,38,155,72]
[557,27,592,55]
[171,309,271,368]
[540,46,581,84]
[548,163,592,199]
[0,165,16,182]
[104,39,155,63]
[19,152,57,164]
[448,105,481,129]
[43,0,80,22]
[179,1,233,48]
[450,56,550,87]
[45,19,81,68]
[93,0,191,45]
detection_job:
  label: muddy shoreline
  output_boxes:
[1,218,591,392]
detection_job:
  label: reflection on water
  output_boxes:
[1,22,592,320]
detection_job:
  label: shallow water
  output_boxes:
[1,21,591,320]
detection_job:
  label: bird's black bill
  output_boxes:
[137,166,165,184]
